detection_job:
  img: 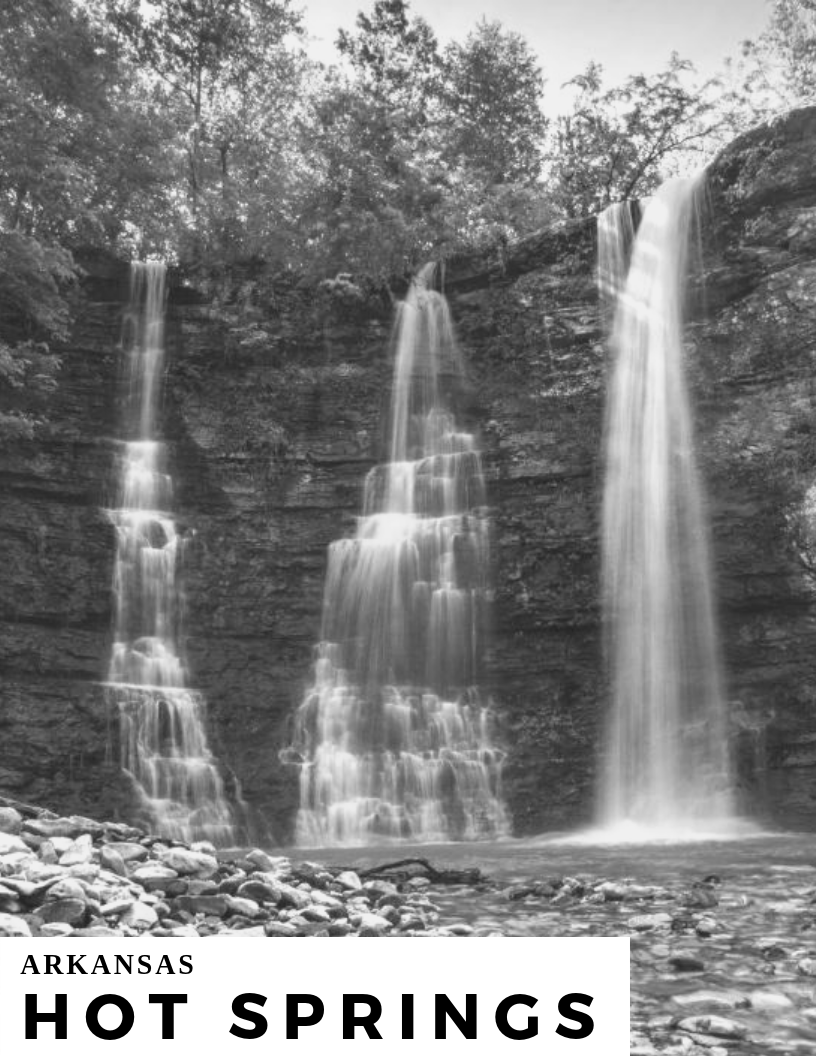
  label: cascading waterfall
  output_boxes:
[598,178,733,831]
[288,266,508,846]
[104,262,233,844]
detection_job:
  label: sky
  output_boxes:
[300,0,772,113]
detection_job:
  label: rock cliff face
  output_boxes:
[2,107,816,840]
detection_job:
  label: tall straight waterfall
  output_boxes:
[599,179,733,829]
[105,262,233,844]
[290,267,508,845]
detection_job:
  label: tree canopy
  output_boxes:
[0,0,810,363]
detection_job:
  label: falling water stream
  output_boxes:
[104,262,233,844]
[598,179,734,833]
[289,266,508,846]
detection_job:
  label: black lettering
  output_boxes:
[343,995,382,1040]
[496,994,538,1040]
[401,994,414,1040]
[556,994,594,1040]
[149,994,187,1039]
[156,955,174,975]
[114,955,132,975]
[21,955,39,975]
[67,954,87,975]
[25,994,67,1040]
[92,955,111,975]
[286,994,324,1039]
[434,994,477,1039]
[179,955,193,975]
[86,995,135,1041]
[230,994,267,1040]
[44,955,62,975]
[137,954,151,974]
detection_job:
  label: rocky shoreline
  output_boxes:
[3,802,816,1054]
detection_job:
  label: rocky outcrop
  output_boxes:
[3,108,816,838]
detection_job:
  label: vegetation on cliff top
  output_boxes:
[0,0,814,436]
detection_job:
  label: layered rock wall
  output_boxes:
[2,109,816,838]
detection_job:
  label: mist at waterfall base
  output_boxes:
[104,263,234,845]
[286,266,508,847]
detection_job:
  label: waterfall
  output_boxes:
[104,262,233,844]
[597,200,638,310]
[288,266,508,846]
[598,179,733,831]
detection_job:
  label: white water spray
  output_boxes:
[105,263,233,844]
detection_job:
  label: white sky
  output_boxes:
[299,0,772,113]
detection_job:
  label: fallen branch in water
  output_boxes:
[354,857,486,886]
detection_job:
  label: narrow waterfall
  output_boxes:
[289,267,508,846]
[599,179,733,830]
[105,262,233,844]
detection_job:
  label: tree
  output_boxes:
[758,0,816,103]
[547,57,726,218]
[0,0,170,250]
[336,0,441,113]
[442,20,547,186]
[106,0,305,261]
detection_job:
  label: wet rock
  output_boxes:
[0,911,31,936]
[34,898,88,926]
[628,913,673,931]
[669,953,706,973]
[173,894,229,917]
[130,864,179,891]
[676,1016,747,1040]
[672,992,746,1011]
[405,877,432,890]
[597,881,627,901]
[237,879,282,904]
[58,834,93,866]
[45,877,87,903]
[39,922,75,937]
[99,846,127,876]
[38,840,59,865]
[24,818,85,840]
[245,849,284,873]
[363,880,399,898]
[159,848,218,877]
[264,921,298,937]
[277,883,311,910]
[749,990,794,1010]
[334,870,362,891]
[0,832,28,854]
[298,905,331,923]
[121,902,159,930]
[224,896,261,918]
[0,807,23,834]
[106,842,149,863]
